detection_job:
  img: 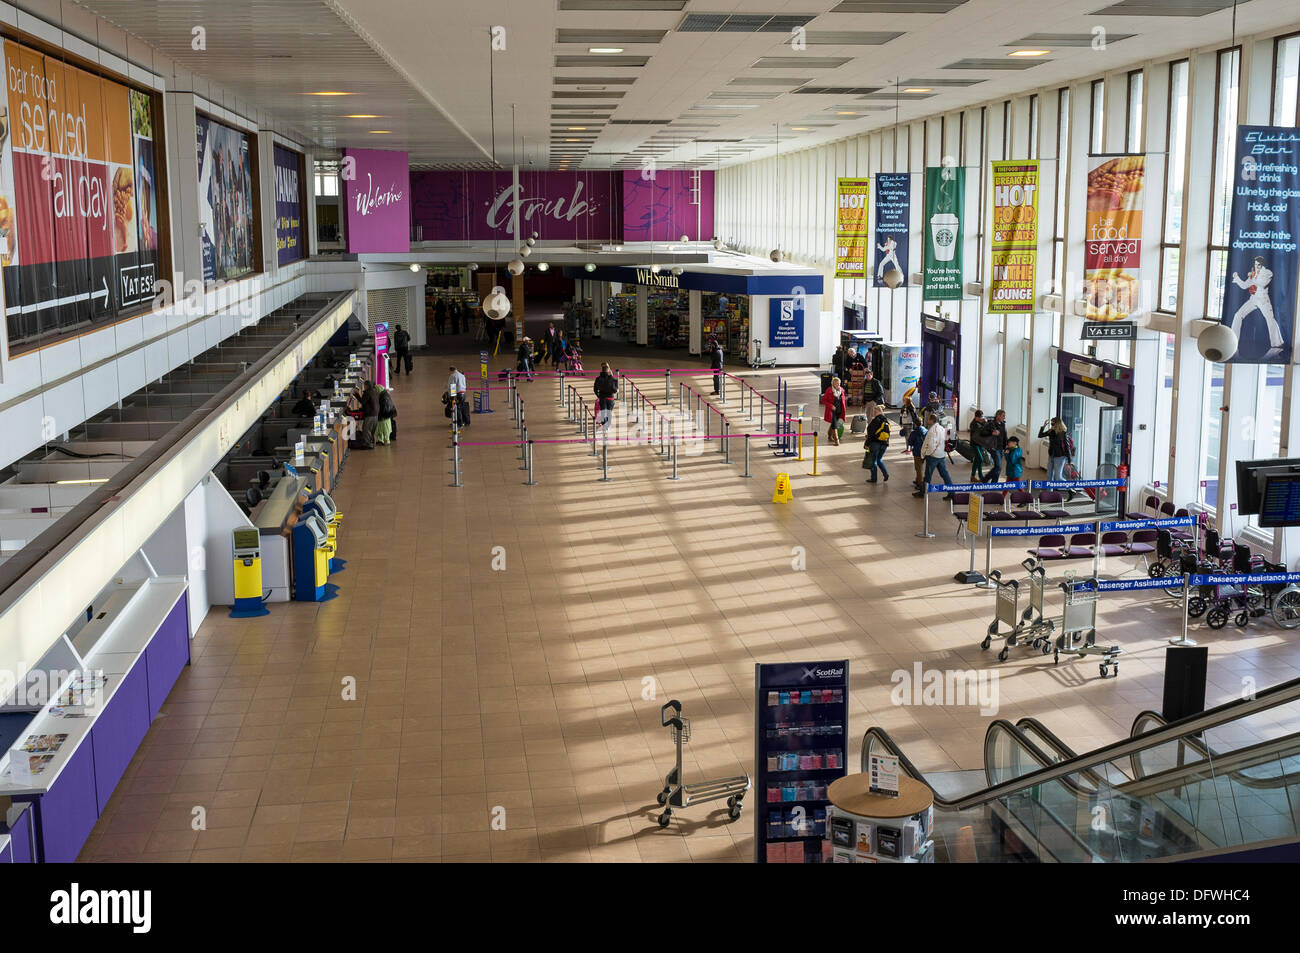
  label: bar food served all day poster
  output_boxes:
[922,165,965,300]
[987,160,1039,313]
[1083,154,1145,322]
[835,177,869,279]
[1221,125,1300,364]
[873,172,910,288]
[0,37,162,349]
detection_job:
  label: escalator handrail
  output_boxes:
[1129,709,1297,789]
[1118,730,1300,799]
[860,672,1300,812]
[982,719,1097,799]
[1012,717,1110,790]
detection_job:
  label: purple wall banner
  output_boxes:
[411,171,620,241]
[273,144,304,266]
[343,148,410,253]
[622,170,715,242]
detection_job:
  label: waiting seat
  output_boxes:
[1129,529,1157,556]
[1030,533,1068,561]
[951,493,970,538]
[1037,490,1070,521]
[1067,532,1097,559]
[1009,490,1045,522]
[1100,531,1129,558]
[981,492,1017,522]
[1126,493,1160,522]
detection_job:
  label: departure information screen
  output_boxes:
[1259,474,1300,527]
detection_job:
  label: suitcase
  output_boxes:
[850,414,867,434]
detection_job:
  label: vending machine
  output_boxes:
[874,342,922,407]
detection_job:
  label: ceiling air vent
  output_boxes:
[677,13,816,33]
[559,1,686,10]
[1089,0,1237,15]
[555,55,649,68]
[555,29,668,44]
[944,58,1051,70]
[799,31,904,45]
[793,86,882,95]
[1006,33,1134,46]
[829,1,970,12]
[753,57,851,69]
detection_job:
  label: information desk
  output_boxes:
[0,578,190,862]
[825,773,935,864]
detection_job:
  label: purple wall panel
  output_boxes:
[91,662,150,815]
[411,171,622,242]
[27,742,97,862]
[7,804,33,862]
[621,170,714,242]
[145,595,191,722]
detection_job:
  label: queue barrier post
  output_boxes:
[743,434,753,478]
[600,437,611,482]
[976,528,996,589]
[558,371,565,404]
[450,439,461,488]
[669,423,681,480]
[524,440,536,486]
[590,409,598,456]
[665,370,671,403]
[1170,572,1197,646]
[916,487,935,539]
[810,432,819,476]
[519,426,528,466]
[796,414,804,462]
[705,404,711,444]
[723,421,732,464]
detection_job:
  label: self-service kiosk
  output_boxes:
[304,490,345,572]
[291,515,338,601]
[230,527,271,618]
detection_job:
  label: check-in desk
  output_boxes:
[253,470,309,602]
[0,579,189,862]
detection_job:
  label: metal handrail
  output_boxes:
[1129,709,1300,789]
[860,673,1300,812]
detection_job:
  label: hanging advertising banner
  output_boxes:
[922,166,965,300]
[835,177,870,279]
[873,172,910,288]
[987,160,1039,313]
[1221,125,1300,364]
[1083,154,1145,322]
[343,148,410,254]
[197,114,256,282]
[273,144,304,266]
[0,38,162,352]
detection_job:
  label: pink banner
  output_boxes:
[411,170,620,241]
[621,170,714,242]
[343,148,410,253]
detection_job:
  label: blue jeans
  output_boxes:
[1049,455,1068,482]
[985,448,1004,482]
[868,441,889,480]
[924,456,952,489]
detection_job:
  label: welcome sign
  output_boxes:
[343,147,410,254]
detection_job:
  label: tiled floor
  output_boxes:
[80,331,1300,863]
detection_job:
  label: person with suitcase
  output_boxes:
[968,410,988,482]
[593,362,618,430]
[821,376,848,445]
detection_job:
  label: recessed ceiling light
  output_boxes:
[789,126,811,131]
[835,111,859,115]
[305,91,353,96]
[567,126,588,130]
[1009,50,1049,57]
[342,114,382,119]
[369,130,392,134]
[589,47,624,54]
[902,87,933,93]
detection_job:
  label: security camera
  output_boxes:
[1198,322,1238,362]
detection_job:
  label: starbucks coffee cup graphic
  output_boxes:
[930,213,959,262]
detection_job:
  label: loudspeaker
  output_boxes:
[1162,646,1208,722]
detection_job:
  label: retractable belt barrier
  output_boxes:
[1189,572,1300,586]
[917,478,1128,541]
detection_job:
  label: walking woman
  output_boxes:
[864,405,891,483]
[821,376,848,445]
[1039,417,1072,482]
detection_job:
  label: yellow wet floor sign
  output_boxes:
[772,472,793,503]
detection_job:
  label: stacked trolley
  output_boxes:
[982,560,1055,661]
[1055,575,1122,677]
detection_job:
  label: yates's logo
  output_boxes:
[634,268,678,287]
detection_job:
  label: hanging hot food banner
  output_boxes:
[1083,154,1145,322]
[987,160,1039,313]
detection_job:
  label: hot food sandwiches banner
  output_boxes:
[0,38,162,349]
[1083,154,1145,322]
[410,170,713,242]
[343,148,410,254]
[1221,125,1299,365]
[196,114,255,282]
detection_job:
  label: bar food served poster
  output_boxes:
[1083,154,1145,322]
[0,38,162,346]
[1221,125,1299,364]
[987,160,1038,313]
[873,172,909,288]
[835,177,869,279]
[922,165,965,300]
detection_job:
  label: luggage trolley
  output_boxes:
[655,700,752,828]
[981,560,1055,661]
[1053,574,1122,677]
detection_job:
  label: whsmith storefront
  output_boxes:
[564,264,830,366]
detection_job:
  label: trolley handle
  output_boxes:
[661,699,683,728]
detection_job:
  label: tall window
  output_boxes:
[1158,60,1189,313]
[1090,79,1106,153]
[976,106,987,282]
[1274,32,1300,123]
[1200,361,1224,509]
[1126,70,1144,152]
[1053,88,1070,295]
[1028,94,1040,158]
[1206,48,1241,320]
[1153,332,1175,485]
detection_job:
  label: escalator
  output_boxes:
[860,675,1300,862]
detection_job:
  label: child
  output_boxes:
[907,422,926,490]
[1004,436,1024,481]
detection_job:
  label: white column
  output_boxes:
[163,92,204,295]
[636,285,648,346]
[689,289,702,354]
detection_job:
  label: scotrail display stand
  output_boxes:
[291,515,337,602]
[229,528,270,618]
[826,773,935,863]
[755,660,849,863]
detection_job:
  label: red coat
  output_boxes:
[821,386,847,423]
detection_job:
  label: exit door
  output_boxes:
[1059,393,1125,517]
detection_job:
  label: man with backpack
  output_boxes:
[863,405,891,483]
[593,362,618,430]
[708,337,724,394]
[391,323,412,376]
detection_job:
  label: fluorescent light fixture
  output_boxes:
[589,47,624,54]
[567,126,588,130]
[1009,49,1049,57]
[902,87,933,93]
[789,126,811,131]
[369,130,392,134]
[305,91,352,95]
[341,114,382,118]
[56,478,109,485]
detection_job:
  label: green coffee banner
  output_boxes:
[923,166,965,300]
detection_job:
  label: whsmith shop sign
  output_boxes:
[563,265,823,298]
